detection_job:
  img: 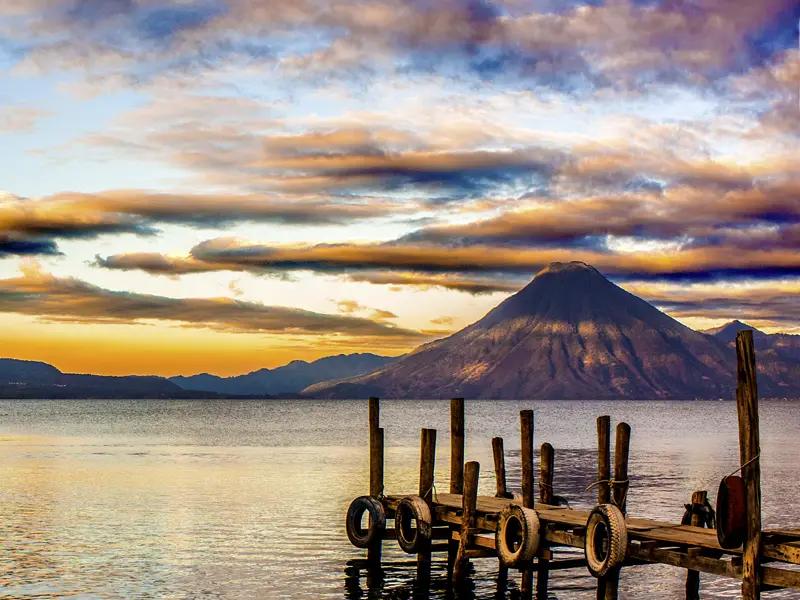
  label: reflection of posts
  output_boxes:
[343,559,385,600]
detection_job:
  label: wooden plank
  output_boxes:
[736,330,762,600]
[521,409,535,597]
[537,442,555,600]
[685,490,708,600]
[454,461,480,583]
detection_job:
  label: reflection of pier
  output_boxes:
[345,331,800,599]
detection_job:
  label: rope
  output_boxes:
[725,452,760,480]
[422,482,439,503]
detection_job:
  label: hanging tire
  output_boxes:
[717,476,747,549]
[495,504,541,567]
[394,495,433,553]
[345,495,386,549]
[584,504,628,578]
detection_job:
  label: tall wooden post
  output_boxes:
[419,428,437,574]
[520,410,535,598]
[368,397,383,564]
[454,460,480,583]
[451,398,465,493]
[604,422,631,600]
[492,437,509,498]
[536,442,555,600]
[596,415,611,600]
[448,398,465,572]
[736,330,761,600]
[685,490,708,600]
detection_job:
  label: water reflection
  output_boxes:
[1,399,800,599]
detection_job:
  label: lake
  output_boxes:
[1,399,799,599]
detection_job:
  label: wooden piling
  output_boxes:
[596,415,611,600]
[454,460,480,583]
[603,422,631,600]
[521,410,535,597]
[492,437,509,498]
[448,398,465,573]
[685,490,708,600]
[368,398,383,565]
[536,442,555,600]
[419,428,437,572]
[736,330,762,600]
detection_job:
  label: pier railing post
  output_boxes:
[454,460,480,583]
[449,398,465,573]
[521,409,535,598]
[604,422,631,600]
[736,330,762,600]
[685,490,708,600]
[368,397,383,564]
[596,415,611,599]
[536,442,555,600]
[418,428,437,575]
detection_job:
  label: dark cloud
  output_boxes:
[0,262,429,339]
[0,238,61,257]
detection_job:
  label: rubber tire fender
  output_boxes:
[345,495,386,549]
[584,503,628,578]
[495,504,541,567]
[717,476,747,549]
[394,495,433,554]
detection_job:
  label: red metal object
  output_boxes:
[716,476,747,549]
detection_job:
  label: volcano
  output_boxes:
[305,262,739,399]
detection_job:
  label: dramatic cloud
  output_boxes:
[0,261,428,340]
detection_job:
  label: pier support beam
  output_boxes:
[368,397,383,565]
[536,442,555,600]
[736,330,762,600]
[449,398,465,572]
[492,437,509,498]
[596,415,611,600]
[418,428,437,576]
[685,490,708,600]
[521,409,535,598]
[604,422,631,600]
[454,460,480,584]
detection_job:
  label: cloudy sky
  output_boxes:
[1,0,798,376]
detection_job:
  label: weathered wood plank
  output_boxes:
[454,461,480,583]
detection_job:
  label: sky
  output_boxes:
[0,0,798,376]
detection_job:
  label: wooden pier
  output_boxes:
[345,330,800,598]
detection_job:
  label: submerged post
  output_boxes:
[685,490,708,600]
[536,442,555,600]
[604,422,631,600]
[736,330,761,600]
[454,460,480,583]
[419,428,437,572]
[492,437,509,497]
[521,410,535,597]
[597,415,611,600]
[368,398,383,564]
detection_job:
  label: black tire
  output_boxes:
[495,504,541,567]
[584,504,627,578]
[345,495,386,549]
[394,495,433,553]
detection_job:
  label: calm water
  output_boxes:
[1,399,799,599]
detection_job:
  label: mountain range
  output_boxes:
[2,262,798,400]
[305,262,800,399]
[169,353,395,396]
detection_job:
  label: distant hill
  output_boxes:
[305,262,800,400]
[0,358,260,399]
[702,320,768,343]
[170,353,396,396]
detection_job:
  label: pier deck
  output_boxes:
[347,331,800,599]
